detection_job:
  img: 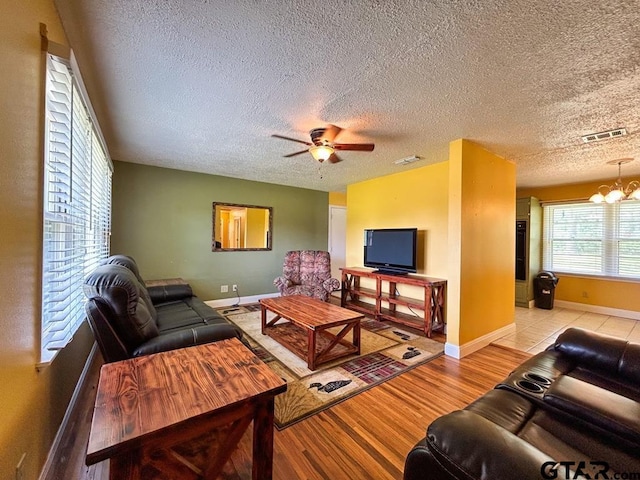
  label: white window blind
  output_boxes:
[543,202,640,280]
[41,54,112,364]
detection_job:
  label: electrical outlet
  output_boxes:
[232,284,238,292]
[221,285,228,293]
[16,453,26,480]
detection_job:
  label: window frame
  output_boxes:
[40,51,112,366]
[542,201,640,282]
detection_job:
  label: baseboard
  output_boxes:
[38,343,98,480]
[515,299,537,309]
[205,292,280,308]
[553,300,640,320]
[444,322,517,359]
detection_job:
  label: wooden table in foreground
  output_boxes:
[85,338,287,480]
[260,295,364,370]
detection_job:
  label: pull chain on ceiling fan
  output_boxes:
[272,124,374,163]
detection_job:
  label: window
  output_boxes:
[41,54,112,364]
[543,202,640,280]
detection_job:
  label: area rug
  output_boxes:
[217,304,444,429]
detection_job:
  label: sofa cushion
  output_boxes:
[278,284,329,301]
[132,324,242,357]
[154,297,230,332]
[553,327,640,383]
[543,375,640,446]
[522,408,640,472]
[100,254,158,321]
[465,389,535,433]
[147,283,193,304]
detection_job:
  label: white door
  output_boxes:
[328,206,347,294]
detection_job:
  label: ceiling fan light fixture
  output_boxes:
[309,145,334,162]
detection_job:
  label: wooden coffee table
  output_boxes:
[260,295,364,370]
[85,338,286,480]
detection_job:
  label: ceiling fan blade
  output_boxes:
[333,143,375,152]
[322,124,342,142]
[328,153,342,163]
[283,149,310,158]
[271,134,312,146]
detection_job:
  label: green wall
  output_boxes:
[111,161,329,299]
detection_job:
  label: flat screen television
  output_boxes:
[363,228,418,275]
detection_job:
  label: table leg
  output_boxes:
[433,283,445,328]
[341,271,348,306]
[252,398,276,480]
[353,321,361,355]
[308,329,317,370]
[109,451,140,480]
[424,284,433,337]
[261,305,267,334]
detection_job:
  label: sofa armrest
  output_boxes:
[85,297,131,364]
[404,410,560,480]
[323,277,341,293]
[274,276,291,291]
[132,323,242,357]
[147,283,194,304]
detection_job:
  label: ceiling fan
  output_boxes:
[272,124,375,163]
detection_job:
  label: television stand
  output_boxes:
[372,269,408,276]
[340,267,446,337]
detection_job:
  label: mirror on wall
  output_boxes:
[212,202,272,251]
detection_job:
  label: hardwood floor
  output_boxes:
[45,344,530,480]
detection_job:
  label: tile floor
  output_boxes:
[493,306,640,354]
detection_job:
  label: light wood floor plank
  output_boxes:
[44,344,530,480]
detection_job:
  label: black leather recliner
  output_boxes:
[404,328,640,479]
[83,255,242,363]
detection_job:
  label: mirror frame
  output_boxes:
[212,202,273,251]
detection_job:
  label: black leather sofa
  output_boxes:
[404,328,640,480]
[83,255,242,363]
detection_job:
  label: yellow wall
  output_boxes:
[518,182,640,313]
[329,191,347,206]
[450,140,516,345]
[346,161,449,318]
[0,3,97,479]
[346,161,450,278]
[346,140,516,350]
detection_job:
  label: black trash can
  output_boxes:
[534,271,559,309]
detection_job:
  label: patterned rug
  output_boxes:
[217,304,444,429]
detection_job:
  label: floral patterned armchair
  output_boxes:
[273,250,341,302]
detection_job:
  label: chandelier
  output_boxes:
[589,158,640,203]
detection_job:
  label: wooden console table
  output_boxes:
[340,267,446,337]
[85,338,287,480]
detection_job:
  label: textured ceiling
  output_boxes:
[54,0,640,192]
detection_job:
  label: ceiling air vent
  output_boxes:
[394,155,422,165]
[581,128,627,143]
